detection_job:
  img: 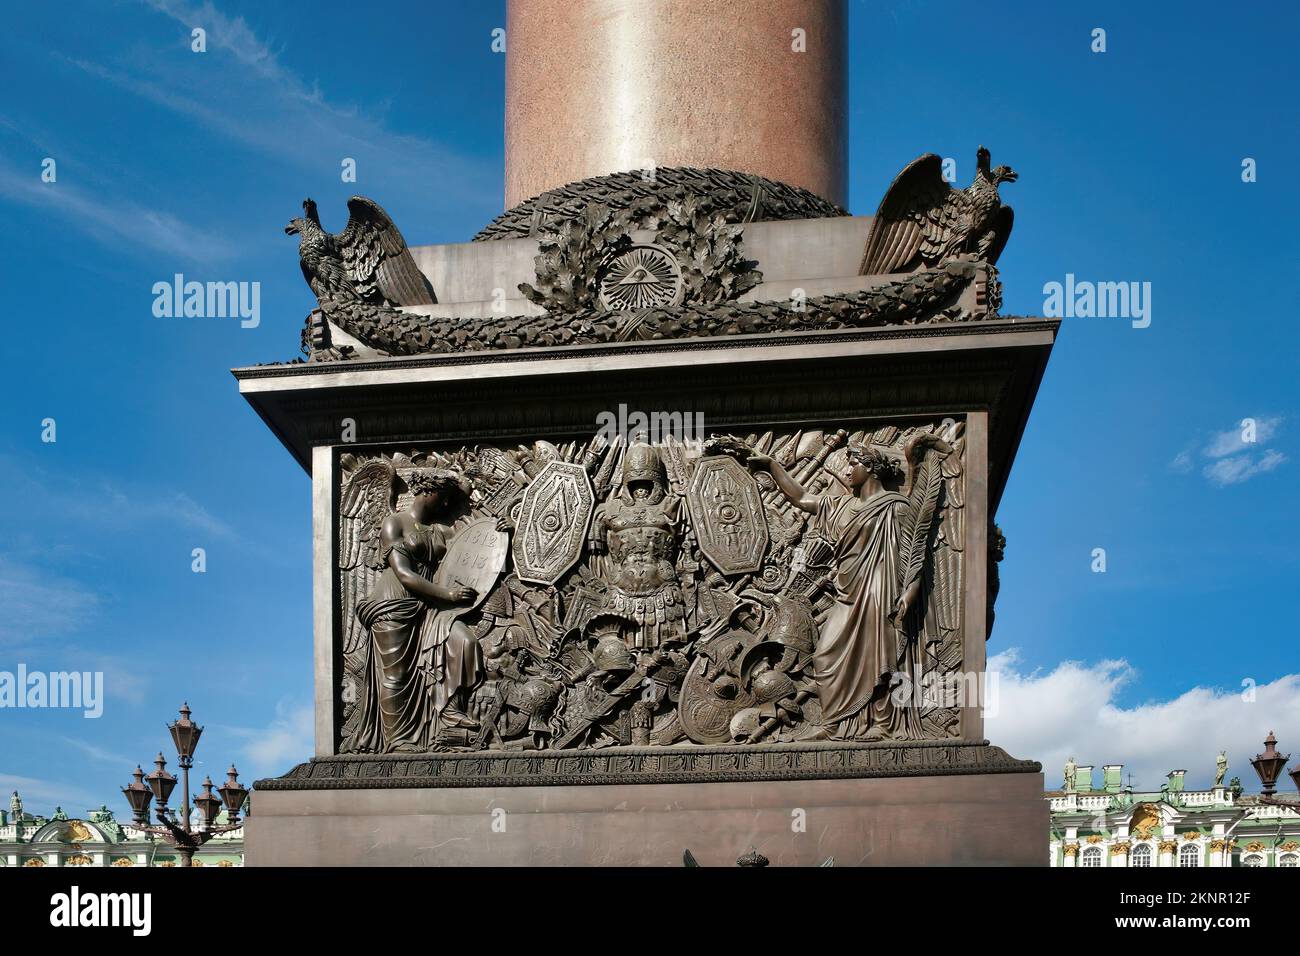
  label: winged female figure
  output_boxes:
[748,431,952,741]
[344,467,491,752]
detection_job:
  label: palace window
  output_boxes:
[1243,854,1264,867]
[1280,854,1298,868]
[1179,844,1201,867]
[1130,843,1153,867]
[1081,846,1103,867]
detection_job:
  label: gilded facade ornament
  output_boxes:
[1158,840,1178,853]
[1246,841,1267,852]
[1110,841,1131,855]
[1085,834,1104,844]
[1209,839,1228,852]
[1062,843,1080,857]
[68,821,93,842]
[112,857,134,867]
[1182,831,1201,841]
[1130,803,1160,840]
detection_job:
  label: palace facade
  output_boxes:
[1048,763,1300,867]
[0,793,243,867]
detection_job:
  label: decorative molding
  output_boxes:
[474,167,846,242]
[255,739,1039,791]
[306,257,987,363]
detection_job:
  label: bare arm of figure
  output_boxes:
[381,515,475,604]
[747,453,820,515]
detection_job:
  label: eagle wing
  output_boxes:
[337,197,436,307]
[859,154,953,276]
[981,204,1014,265]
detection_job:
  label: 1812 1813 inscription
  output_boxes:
[336,422,971,754]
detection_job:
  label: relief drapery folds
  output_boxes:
[336,421,968,755]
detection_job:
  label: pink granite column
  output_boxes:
[504,0,847,208]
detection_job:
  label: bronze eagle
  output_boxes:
[285,196,436,307]
[859,147,1017,276]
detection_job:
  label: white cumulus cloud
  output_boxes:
[985,649,1300,792]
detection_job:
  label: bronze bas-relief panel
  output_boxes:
[334,419,968,757]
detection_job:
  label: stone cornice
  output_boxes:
[255,740,1040,791]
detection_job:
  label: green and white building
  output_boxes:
[0,792,244,867]
[1049,763,1300,867]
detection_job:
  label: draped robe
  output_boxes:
[351,525,481,752]
[812,490,919,739]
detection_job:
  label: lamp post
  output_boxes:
[1250,731,1300,809]
[121,703,247,867]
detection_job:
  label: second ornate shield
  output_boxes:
[688,455,769,575]
[512,461,595,585]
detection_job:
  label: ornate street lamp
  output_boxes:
[121,765,153,825]
[1249,731,1300,810]
[121,703,248,866]
[1251,732,1291,798]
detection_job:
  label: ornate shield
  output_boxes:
[432,517,509,611]
[678,632,760,744]
[687,455,769,575]
[512,461,595,584]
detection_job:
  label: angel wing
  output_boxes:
[337,197,436,307]
[339,456,398,669]
[859,154,958,276]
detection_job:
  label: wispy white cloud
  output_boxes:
[142,0,331,107]
[0,160,237,261]
[0,557,99,647]
[0,773,103,817]
[1204,417,1282,459]
[89,486,237,541]
[58,735,136,767]
[1204,448,1286,486]
[986,649,1300,791]
[221,699,312,777]
[0,454,237,543]
[61,2,497,208]
[1169,416,1286,487]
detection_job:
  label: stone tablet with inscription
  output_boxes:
[432,517,508,612]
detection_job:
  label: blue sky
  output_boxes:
[0,0,1296,812]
